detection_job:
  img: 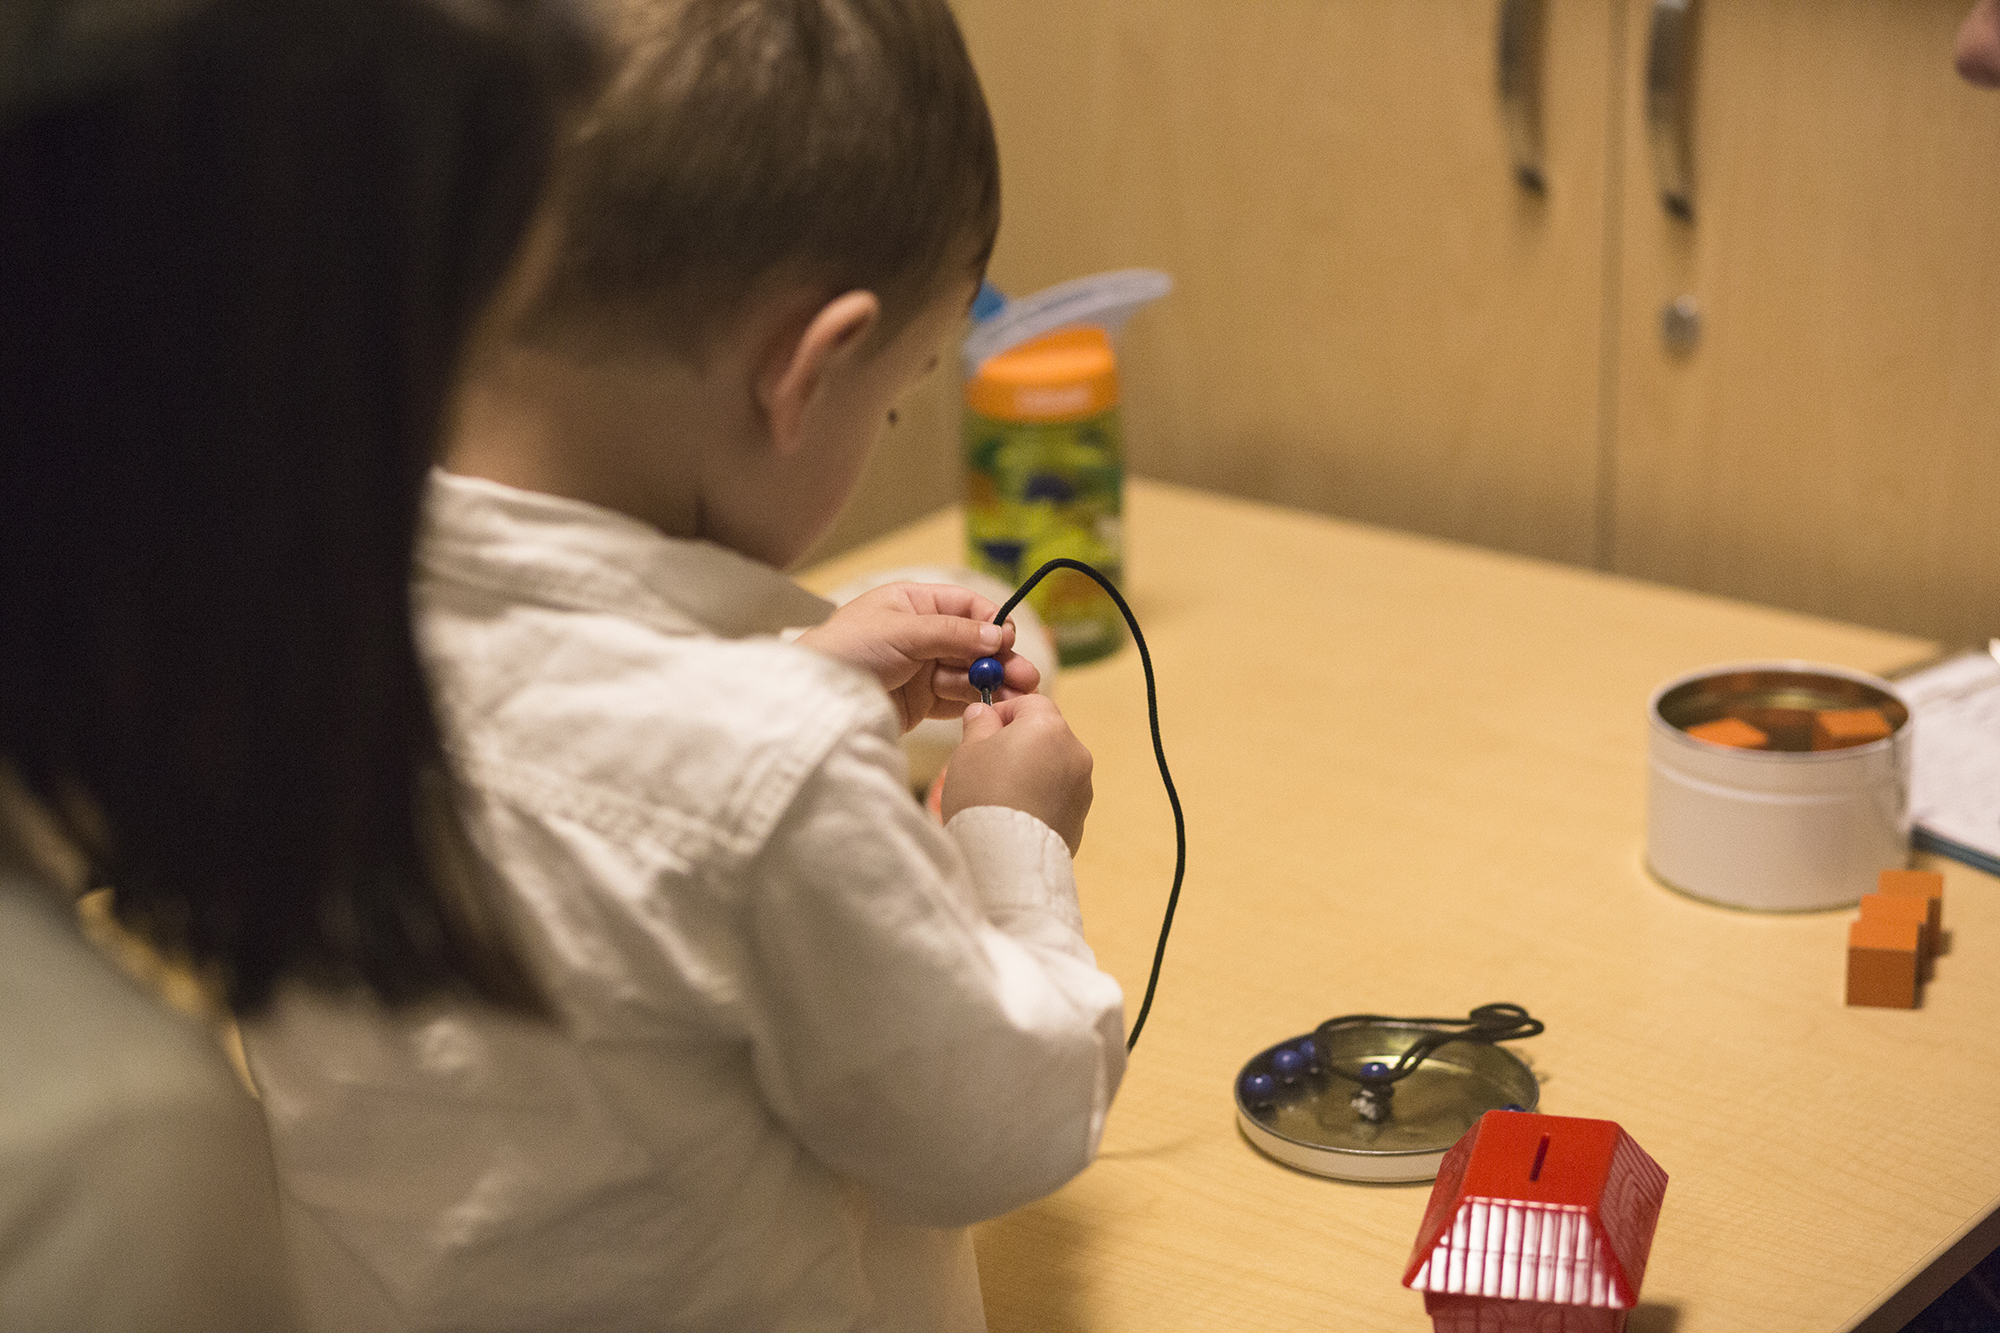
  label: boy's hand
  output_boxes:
[943,695,1093,855]
[796,583,1040,732]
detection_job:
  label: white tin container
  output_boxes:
[1646,662,1911,912]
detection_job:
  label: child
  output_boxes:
[240,1,1127,1329]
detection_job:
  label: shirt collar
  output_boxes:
[419,469,835,638]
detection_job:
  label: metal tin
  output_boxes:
[1646,661,1911,912]
[1234,1022,1540,1184]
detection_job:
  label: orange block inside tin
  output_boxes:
[1685,717,1768,749]
[1812,708,1892,750]
[1846,916,1921,1009]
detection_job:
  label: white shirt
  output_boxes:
[0,872,294,1333]
[244,471,1126,1332]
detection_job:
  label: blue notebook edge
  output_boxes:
[1911,825,2000,880]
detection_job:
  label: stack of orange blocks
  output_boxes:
[1845,869,1945,1008]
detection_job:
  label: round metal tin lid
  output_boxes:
[1649,660,1909,754]
[1234,1023,1540,1183]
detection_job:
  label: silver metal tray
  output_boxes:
[1235,1021,1539,1183]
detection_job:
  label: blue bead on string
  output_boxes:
[968,656,1005,706]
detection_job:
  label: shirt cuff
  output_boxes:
[942,805,1083,938]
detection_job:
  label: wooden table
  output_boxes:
[803,479,2000,1333]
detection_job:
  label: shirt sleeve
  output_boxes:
[737,721,1126,1228]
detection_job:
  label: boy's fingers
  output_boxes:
[930,668,976,710]
[903,583,1002,626]
[988,692,1059,725]
[892,613,1011,666]
[959,701,1004,743]
[962,693,1045,730]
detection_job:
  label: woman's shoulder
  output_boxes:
[0,879,248,1124]
[0,880,293,1330]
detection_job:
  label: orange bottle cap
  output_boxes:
[965,326,1119,423]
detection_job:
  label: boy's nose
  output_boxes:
[1958,0,2000,87]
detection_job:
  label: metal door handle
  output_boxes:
[1497,0,1547,193]
[1646,0,1696,219]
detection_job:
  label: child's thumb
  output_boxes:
[959,701,1004,743]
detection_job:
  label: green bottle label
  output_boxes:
[964,406,1125,666]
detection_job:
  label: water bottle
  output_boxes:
[961,270,1170,666]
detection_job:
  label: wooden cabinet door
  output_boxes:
[1611,0,2000,644]
[956,0,1620,567]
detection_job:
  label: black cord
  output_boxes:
[993,559,1184,1053]
[1313,1002,1543,1087]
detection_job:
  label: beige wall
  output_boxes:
[817,0,2000,649]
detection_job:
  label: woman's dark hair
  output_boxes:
[0,0,595,1012]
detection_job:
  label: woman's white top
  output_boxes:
[0,872,293,1332]
[243,472,1127,1332]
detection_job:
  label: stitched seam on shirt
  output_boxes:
[419,548,696,642]
[454,747,734,866]
[707,674,887,857]
[448,670,887,873]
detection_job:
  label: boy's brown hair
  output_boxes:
[520,0,1000,359]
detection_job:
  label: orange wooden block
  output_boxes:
[1847,916,1921,1009]
[1686,717,1768,749]
[1878,868,1944,956]
[1812,708,1892,750]
[1860,890,1930,952]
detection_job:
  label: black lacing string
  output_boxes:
[1314,1003,1544,1087]
[993,559,1183,1053]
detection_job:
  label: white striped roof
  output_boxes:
[1406,1198,1625,1308]
[1405,1126,1669,1309]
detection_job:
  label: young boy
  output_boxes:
[241,1,1126,1329]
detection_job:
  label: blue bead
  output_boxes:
[1360,1061,1389,1079]
[968,657,1005,691]
[1271,1048,1305,1081]
[1242,1072,1277,1104]
[1296,1039,1318,1068]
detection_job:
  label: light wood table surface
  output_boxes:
[803,479,2000,1333]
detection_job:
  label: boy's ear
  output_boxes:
[757,290,881,456]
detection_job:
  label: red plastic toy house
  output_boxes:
[1403,1111,1668,1333]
